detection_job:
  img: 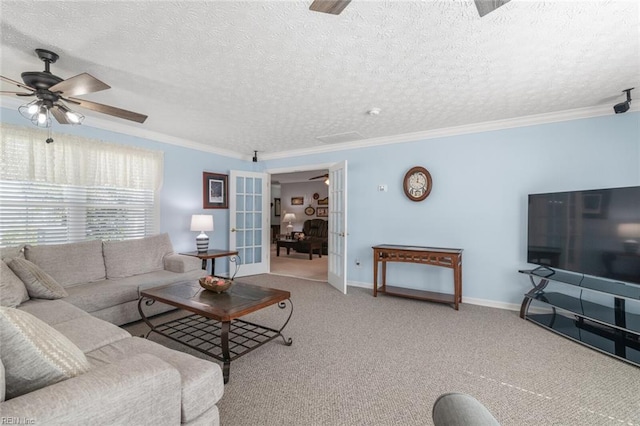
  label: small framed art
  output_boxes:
[316,207,328,217]
[291,196,304,205]
[203,172,228,209]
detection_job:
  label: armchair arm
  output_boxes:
[164,254,202,273]
[1,354,182,426]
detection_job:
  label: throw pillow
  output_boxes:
[0,307,91,399]
[0,261,30,307]
[7,258,68,300]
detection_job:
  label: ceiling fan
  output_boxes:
[309,0,510,17]
[309,173,330,185]
[0,48,147,128]
[309,173,329,181]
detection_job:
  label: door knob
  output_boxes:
[231,228,237,232]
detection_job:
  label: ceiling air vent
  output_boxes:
[316,131,364,144]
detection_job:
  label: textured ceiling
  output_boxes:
[1,0,638,159]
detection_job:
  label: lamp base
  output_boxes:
[196,233,209,253]
[623,240,639,254]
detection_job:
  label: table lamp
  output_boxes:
[191,214,214,253]
[283,213,296,237]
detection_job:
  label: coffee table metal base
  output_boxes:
[138,298,293,383]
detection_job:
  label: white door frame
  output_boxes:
[265,162,342,279]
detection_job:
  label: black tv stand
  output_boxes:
[519,269,640,367]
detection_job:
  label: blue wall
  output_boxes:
[262,113,640,307]
[2,107,638,306]
[1,108,250,275]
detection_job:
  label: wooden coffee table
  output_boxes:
[138,280,293,383]
[276,239,322,260]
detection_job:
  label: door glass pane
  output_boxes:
[246,194,254,211]
[236,212,244,229]
[255,178,262,194]
[254,247,262,263]
[235,231,244,248]
[236,177,245,193]
[236,194,244,211]
[246,230,254,246]
[245,212,253,229]
[245,248,254,264]
[254,230,262,246]
[246,178,254,193]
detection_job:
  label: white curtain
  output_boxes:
[0,123,163,191]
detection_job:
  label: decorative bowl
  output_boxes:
[199,276,234,293]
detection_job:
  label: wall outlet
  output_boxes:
[355,258,361,268]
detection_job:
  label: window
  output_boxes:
[0,124,163,247]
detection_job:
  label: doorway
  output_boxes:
[270,168,329,281]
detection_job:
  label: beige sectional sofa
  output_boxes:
[0,234,224,425]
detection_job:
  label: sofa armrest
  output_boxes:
[0,354,182,426]
[164,254,202,273]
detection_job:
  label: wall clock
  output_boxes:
[305,206,316,216]
[403,166,432,202]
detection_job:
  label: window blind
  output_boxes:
[0,124,162,247]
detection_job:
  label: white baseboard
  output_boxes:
[347,281,522,312]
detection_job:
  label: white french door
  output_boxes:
[229,170,270,277]
[327,160,347,293]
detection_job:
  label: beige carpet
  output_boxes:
[270,243,327,281]
[123,275,640,426]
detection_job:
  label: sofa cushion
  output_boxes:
[24,240,106,287]
[0,246,24,261]
[103,233,174,279]
[0,307,91,400]
[7,258,68,300]
[63,280,140,313]
[87,336,224,423]
[17,299,89,326]
[0,260,29,307]
[52,315,131,354]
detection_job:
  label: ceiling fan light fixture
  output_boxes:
[19,100,41,120]
[324,178,330,185]
[59,103,85,124]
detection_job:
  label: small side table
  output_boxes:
[180,249,239,276]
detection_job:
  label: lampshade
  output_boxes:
[190,214,214,232]
[283,213,296,223]
[618,223,640,238]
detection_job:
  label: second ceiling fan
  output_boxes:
[308,0,511,17]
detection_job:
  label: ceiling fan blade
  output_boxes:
[50,105,71,125]
[474,0,511,17]
[49,73,111,97]
[0,91,35,97]
[309,174,329,180]
[0,75,35,92]
[309,0,351,15]
[66,96,147,123]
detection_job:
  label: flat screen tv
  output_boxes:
[527,186,640,285]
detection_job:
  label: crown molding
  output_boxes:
[262,103,638,160]
[3,99,636,162]
[0,100,244,160]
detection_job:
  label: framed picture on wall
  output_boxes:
[203,172,228,209]
[317,197,328,206]
[316,207,328,217]
[291,196,304,205]
[274,198,281,216]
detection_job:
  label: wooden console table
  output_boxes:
[372,245,463,310]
